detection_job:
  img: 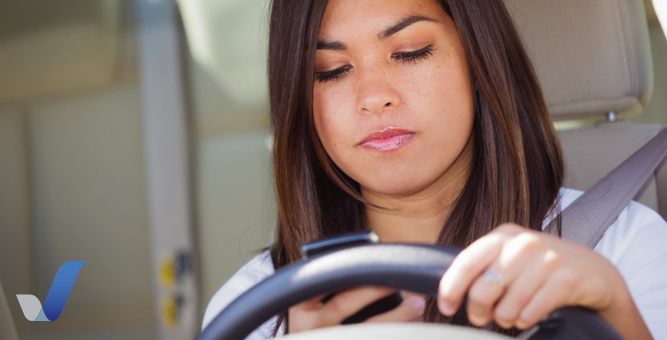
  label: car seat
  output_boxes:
[504,0,664,218]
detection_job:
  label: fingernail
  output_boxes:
[439,300,455,315]
[411,296,425,313]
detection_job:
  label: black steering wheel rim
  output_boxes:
[197,244,623,340]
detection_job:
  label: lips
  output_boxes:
[358,127,416,152]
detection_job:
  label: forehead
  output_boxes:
[319,0,446,39]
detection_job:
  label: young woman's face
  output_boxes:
[313,0,474,198]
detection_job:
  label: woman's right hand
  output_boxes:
[287,286,426,334]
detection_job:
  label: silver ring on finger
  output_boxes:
[483,268,506,288]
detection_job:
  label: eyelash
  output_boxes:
[316,65,352,83]
[315,45,435,83]
[393,44,434,63]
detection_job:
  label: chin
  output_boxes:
[359,172,436,197]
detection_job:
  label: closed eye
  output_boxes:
[315,65,352,83]
[314,45,434,83]
[393,44,434,63]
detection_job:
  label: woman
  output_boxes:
[203,0,667,338]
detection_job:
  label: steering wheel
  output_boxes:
[197,244,623,340]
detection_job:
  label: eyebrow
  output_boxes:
[316,40,346,51]
[379,15,437,41]
[316,14,438,51]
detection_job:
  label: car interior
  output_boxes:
[0,0,665,339]
[507,0,664,216]
[198,0,667,338]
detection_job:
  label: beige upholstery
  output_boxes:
[505,0,667,220]
[506,0,654,120]
[0,280,18,340]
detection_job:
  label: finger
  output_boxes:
[439,233,504,315]
[493,249,559,328]
[288,291,338,330]
[289,295,331,333]
[465,233,548,327]
[364,296,425,323]
[466,269,506,326]
[319,286,397,325]
[301,292,338,310]
[515,267,577,329]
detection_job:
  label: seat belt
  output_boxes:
[544,127,667,248]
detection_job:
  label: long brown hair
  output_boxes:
[267,0,564,335]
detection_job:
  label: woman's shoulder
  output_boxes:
[560,188,667,337]
[201,250,276,331]
[557,187,667,264]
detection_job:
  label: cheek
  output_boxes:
[426,86,474,170]
[401,56,473,143]
[420,56,474,142]
[312,86,354,161]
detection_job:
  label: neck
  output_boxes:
[362,138,473,244]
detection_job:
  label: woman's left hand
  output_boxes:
[437,223,652,339]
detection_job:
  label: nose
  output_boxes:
[356,68,401,116]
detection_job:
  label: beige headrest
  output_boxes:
[505,0,654,121]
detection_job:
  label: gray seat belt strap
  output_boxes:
[544,127,667,248]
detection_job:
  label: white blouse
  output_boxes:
[202,188,667,339]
